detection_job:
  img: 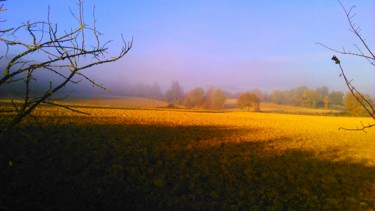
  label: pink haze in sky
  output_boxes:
[2,0,374,95]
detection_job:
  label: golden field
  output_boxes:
[1,104,374,210]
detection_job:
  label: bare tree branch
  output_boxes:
[0,0,133,136]
[316,42,374,63]
[336,1,375,61]
[339,121,375,133]
[318,0,375,132]
[332,57,375,119]
[331,57,375,132]
[317,0,375,66]
[43,101,91,115]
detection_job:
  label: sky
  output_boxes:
[2,0,374,95]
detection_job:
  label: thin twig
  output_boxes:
[0,0,133,135]
[43,101,91,115]
[339,122,375,133]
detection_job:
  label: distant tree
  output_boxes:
[261,92,272,102]
[316,86,330,108]
[251,89,262,99]
[150,83,164,100]
[303,89,321,108]
[291,86,309,106]
[131,83,147,98]
[204,88,213,109]
[343,92,372,117]
[286,86,308,106]
[317,1,374,131]
[328,91,344,106]
[270,87,347,109]
[323,96,329,109]
[271,90,286,105]
[205,88,227,110]
[237,91,260,112]
[0,0,132,135]
[127,82,163,100]
[316,86,329,98]
[166,81,184,105]
[184,87,204,109]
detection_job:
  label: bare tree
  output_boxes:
[205,88,227,110]
[166,81,184,105]
[237,91,260,112]
[317,0,374,132]
[0,0,133,135]
[184,87,205,109]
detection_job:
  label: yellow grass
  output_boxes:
[0,96,169,109]
[31,106,375,166]
[225,99,344,115]
[63,96,168,108]
[2,104,375,209]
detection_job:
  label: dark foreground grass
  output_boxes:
[1,120,374,210]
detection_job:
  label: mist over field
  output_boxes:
[1,0,374,98]
[1,1,375,210]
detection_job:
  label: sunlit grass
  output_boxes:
[28,105,374,163]
[1,105,374,210]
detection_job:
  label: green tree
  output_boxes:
[323,96,329,109]
[317,86,329,108]
[329,91,344,106]
[291,86,309,106]
[316,86,329,98]
[343,92,372,117]
[303,89,321,108]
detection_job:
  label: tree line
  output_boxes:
[120,82,373,116]
[267,86,343,108]
[164,81,228,110]
[265,86,373,116]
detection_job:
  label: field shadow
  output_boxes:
[1,123,374,210]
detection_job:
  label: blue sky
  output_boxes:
[2,0,374,95]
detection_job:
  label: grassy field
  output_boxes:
[61,96,169,108]
[1,101,374,210]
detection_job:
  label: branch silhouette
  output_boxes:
[318,0,374,132]
[0,0,133,136]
